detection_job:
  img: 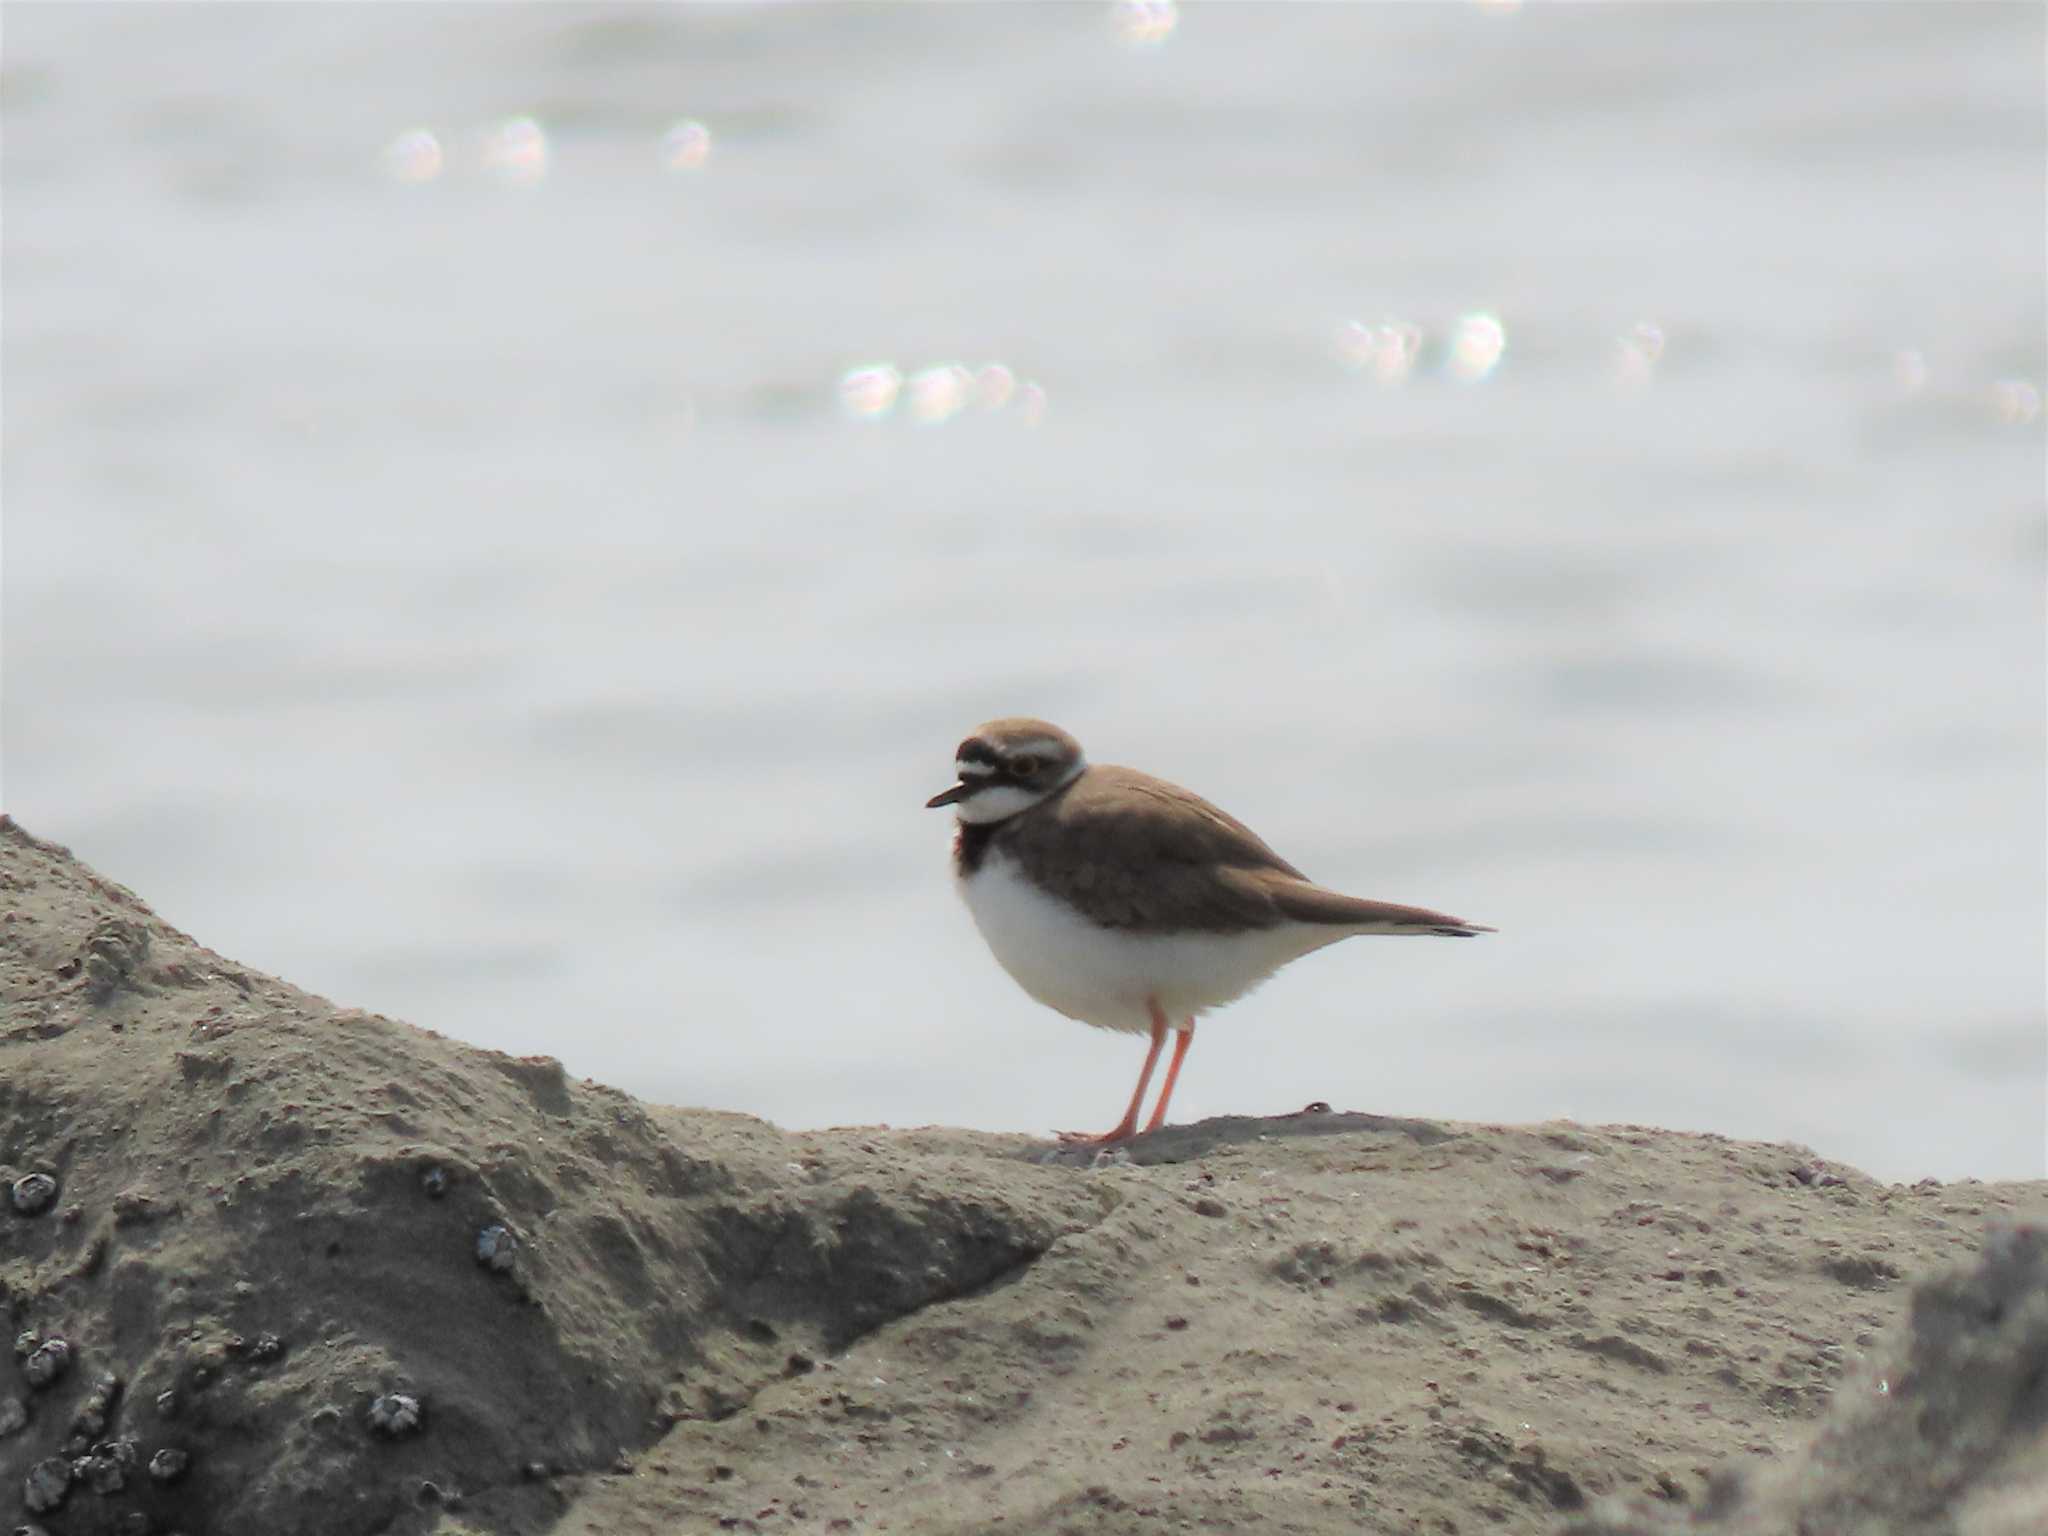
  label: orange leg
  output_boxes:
[1059,1001,1169,1146]
[1143,1024,1195,1134]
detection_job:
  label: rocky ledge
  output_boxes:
[1,815,2042,1535]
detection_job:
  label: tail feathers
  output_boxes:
[1266,878,1494,937]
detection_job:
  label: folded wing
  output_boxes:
[1011,766,1493,937]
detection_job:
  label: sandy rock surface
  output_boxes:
[2,815,2042,1536]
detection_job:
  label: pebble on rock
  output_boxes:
[149,1446,191,1484]
[367,1392,423,1439]
[475,1224,518,1272]
[9,1173,58,1216]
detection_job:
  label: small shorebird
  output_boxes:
[928,718,1493,1144]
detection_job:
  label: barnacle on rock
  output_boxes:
[416,1477,462,1507]
[67,1372,123,1446]
[81,915,152,1002]
[23,1455,71,1513]
[78,1438,138,1494]
[366,1392,423,1439]
[9,1172,58,1215]
[148,1446,191,1484]
[22,1338,72,1390]
[475,1224,518,1273]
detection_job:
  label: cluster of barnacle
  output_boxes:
[11,1160,544,1524]
[11,1341,193,1520]
[8,1172,199,1528]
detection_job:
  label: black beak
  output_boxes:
[925,783,970,809]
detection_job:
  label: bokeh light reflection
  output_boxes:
[1613,321,1665,389]
[383,129,444,185]
[1114,0,1179,47]
[840,362,1044,425]
[1990,378,2042,426]
[1333,319,1423,386]
[482,117,549,184]
[907,365,974,425]
[1892,348,1930,397]
[839,364,902,419]
[661,119,712,172]
[1332,320,1375,370]
[1448,312,1507,382]
[974,363,1017,411]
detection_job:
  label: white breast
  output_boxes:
[956,850,1353,1033]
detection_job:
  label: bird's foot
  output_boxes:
[1055,1125,1136,1147]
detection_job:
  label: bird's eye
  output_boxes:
[1009,755,1040,778]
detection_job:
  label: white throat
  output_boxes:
[954,784,1045,824]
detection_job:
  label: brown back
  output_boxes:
[989,765,1483,936]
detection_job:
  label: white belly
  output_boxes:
[956,851,1352,1033]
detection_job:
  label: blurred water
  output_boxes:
[4,3,2042,1182]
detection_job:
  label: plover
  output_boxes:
[928,718,1492,1143]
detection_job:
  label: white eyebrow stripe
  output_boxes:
[956,760,996,778]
